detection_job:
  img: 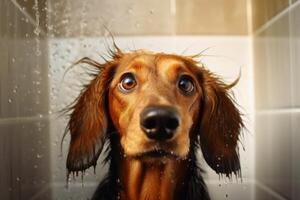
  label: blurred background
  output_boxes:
[0,0,299,199]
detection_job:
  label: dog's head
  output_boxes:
[66,49,243,176]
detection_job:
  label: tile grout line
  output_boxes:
[246,28,256,200]
[253,0,300,36]
[256,108,300,115]
[246,0,253,35]
[288,1,296,108]
[0,115,52,125]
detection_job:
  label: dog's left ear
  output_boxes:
[197,68,244,177]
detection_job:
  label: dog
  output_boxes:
[64,46,243,200]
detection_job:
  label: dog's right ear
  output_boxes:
[66,58,117,173]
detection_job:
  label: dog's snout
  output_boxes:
[140,106,179,141]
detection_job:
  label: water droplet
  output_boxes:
[39,114,43,118]
[33,70,41,75]
[16,177,21,181]
[36,154,43,159]
[47,25,53,31]
[33,28,41,36]
[149,9,154,15]
[12,58,16,63]
[225,194,228,198]
[127,8,133,14]
[8,98,12,103]
[34,165,38,169]
[35,50,42,56]
[135,22,140,28]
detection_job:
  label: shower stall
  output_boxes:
[0,0,299,199]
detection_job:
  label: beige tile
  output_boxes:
[0,118,52,200]
[0,38,49,118]
[0,123,11,199]
[208,182,254,200]
[48,0,248,37]
[291,112,300,199]
[1,0,46,39]
[253,12,291,110]
[1,0,30,38]
[51,183,96,200]
[14,0,48,33]
[255,184,282,200]
[48,0,174,37]
[176,0,248,35]
[253,32,268,110]
[255,112,293,199]
[291,3,300,107]
[0,0,49,118]
[252,0,289,31]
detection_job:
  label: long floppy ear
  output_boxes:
[65,58,117,173]
[198,68,244,177]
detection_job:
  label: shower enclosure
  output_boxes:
[0,0,299,199]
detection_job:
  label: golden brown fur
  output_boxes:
[65,48,244,200]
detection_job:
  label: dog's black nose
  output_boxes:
[140,106,180,141]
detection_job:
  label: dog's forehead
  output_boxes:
[117,52,189,73]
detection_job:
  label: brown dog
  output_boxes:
[65,47,243,200]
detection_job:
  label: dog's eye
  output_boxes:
[118,73,137,93]
[178,75,195,95]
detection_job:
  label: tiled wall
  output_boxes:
[47,0,248,37]
[251,0,289,31]
[0,0,51,199]
[4,0,300,199]
[252,0,300,199]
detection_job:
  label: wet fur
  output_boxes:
[64,47,244,200]
[91,130,210,200]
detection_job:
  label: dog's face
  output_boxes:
[66,49,243,176]
[109,52,201,159]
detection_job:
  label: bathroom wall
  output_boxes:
[252,0,300,199]
[46,0,254,199]
[47,0,248,37]
[0,0,258,199]
[0,0,51,199]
